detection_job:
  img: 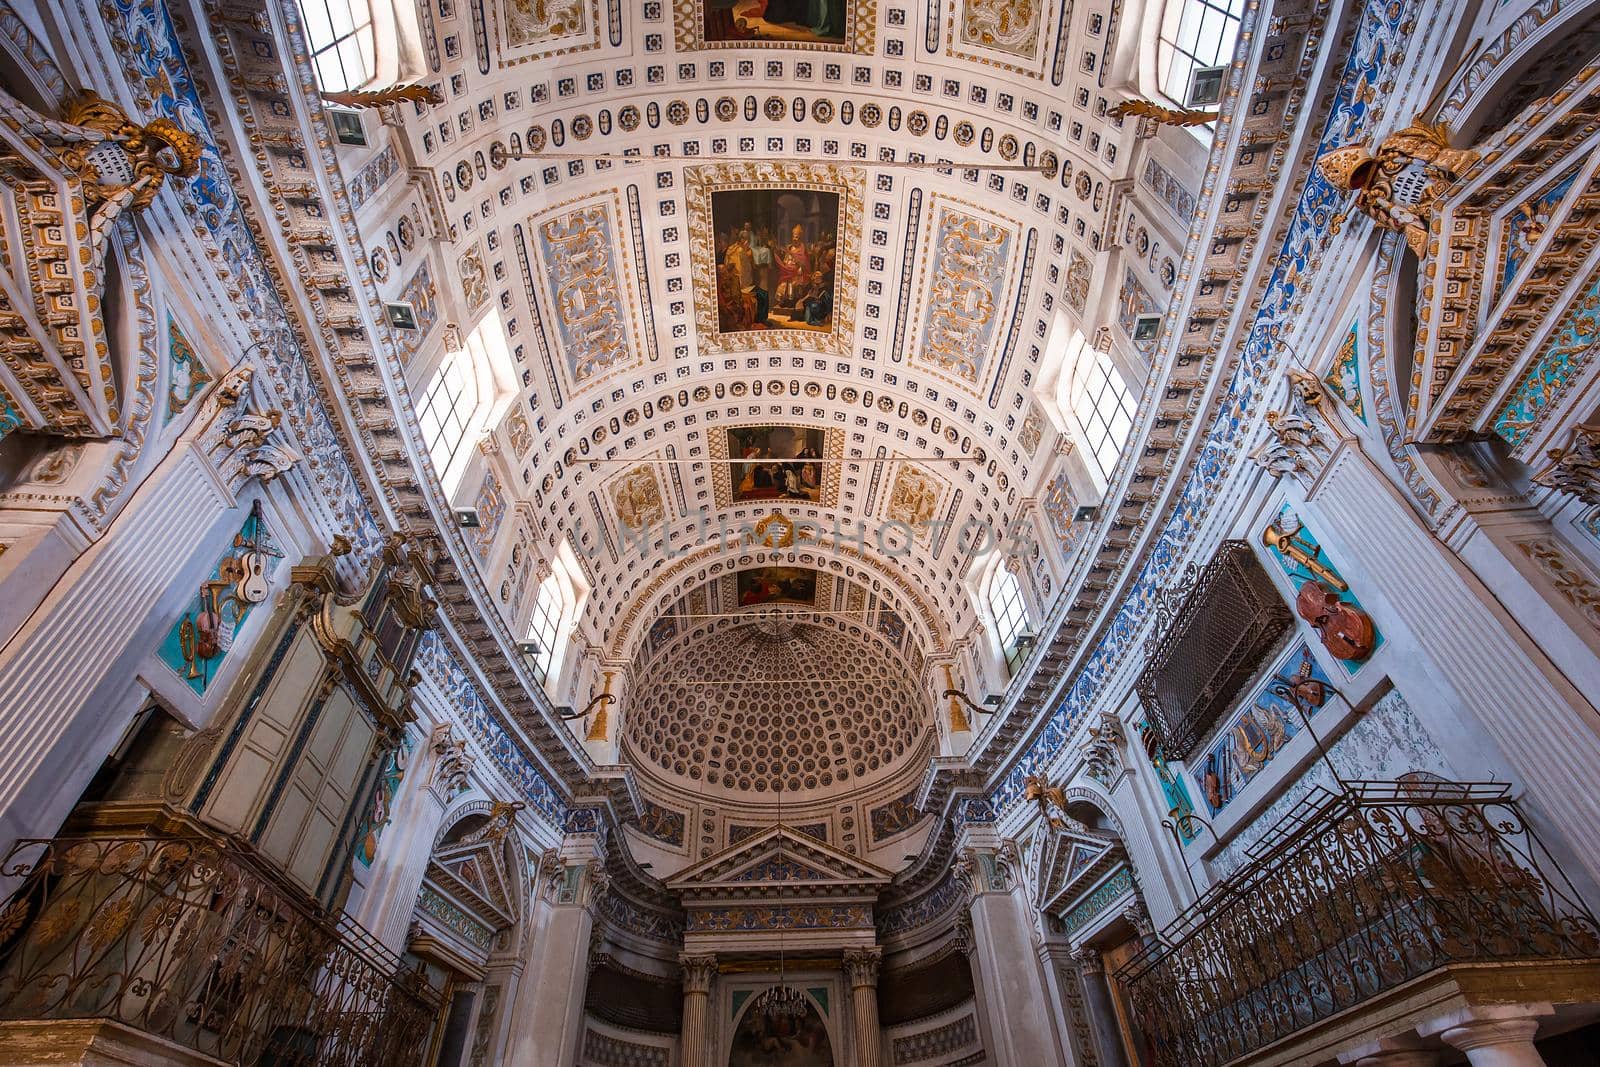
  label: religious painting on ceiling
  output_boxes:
[735,566,819,607]
[910,197,1020,389]
[728,994,833,1067]
[687,162,863,357]
[703,0,846,45]
[677,0,874,51]
[725,425,827,502]
[710,188,840,334]
[711,423,844,507]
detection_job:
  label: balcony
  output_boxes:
[1116,781,1600,1067]
[0,832,440,1066]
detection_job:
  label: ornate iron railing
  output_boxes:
[0,833,440,1066]
[1115,782,1600,1067]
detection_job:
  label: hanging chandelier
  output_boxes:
[756,779,806,1021]
[754,981,808,1019]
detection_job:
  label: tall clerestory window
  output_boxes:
[1069,347,1139,485]
[416,351,475,489]
[299,0,378,92]
[1156,0,1243,109]
[987,564,1031,673]
[413,309,516,496]
[295,0,426,93]
[525,574,563,686]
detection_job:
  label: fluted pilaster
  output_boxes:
[843,947,883,1067]
[679,953,717,1067]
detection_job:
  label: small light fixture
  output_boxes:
[455,507,481,528]
[1074,504,1099,522]
[383,300,420,331]
[1133,313,1163,342]
[516,640,542,658]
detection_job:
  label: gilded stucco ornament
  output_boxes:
[1317,121,1480,257]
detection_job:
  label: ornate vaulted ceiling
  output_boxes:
[348,0,1191,837]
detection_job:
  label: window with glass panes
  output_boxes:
[1072,350,1138,482]
[298,0,376,92]
[988,566,1030,672]
[1156,0,1243,107]
[525,577,562,684]
[416,356,474,481]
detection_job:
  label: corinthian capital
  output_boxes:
[842,946,883,988]
[679,953,717,994]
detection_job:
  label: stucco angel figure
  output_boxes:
[1316,120,1480,256]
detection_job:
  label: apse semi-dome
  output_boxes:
[623,617,930,799]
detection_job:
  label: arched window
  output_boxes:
[522,541,589,693]
[296,0,426,93]
[1156,0,1243,109]
[525,574,563,686]
[986,564,1031,673]
[1037,314,1141,490]
[1070,348,1139,483]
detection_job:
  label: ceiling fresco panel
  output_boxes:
[673,0,879,53]
[948,0,1057,78]
[687,162,865,356]
[493,0,605,62]
[710,423,846,508]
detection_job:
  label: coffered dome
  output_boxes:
[623,617,931,801]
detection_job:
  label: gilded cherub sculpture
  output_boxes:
[1317,120,1480,256]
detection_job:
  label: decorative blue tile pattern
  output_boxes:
[417,631,566,823]
[991,0,1414,815]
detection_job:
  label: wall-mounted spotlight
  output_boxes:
[455,507,481,528]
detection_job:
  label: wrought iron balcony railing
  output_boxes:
[0,833,440,1066]
[1115,781,1600,1067]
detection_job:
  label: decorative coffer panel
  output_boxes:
[170,536,436,905]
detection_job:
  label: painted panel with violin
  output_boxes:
[157,502,282,694]
[1261,505,1382,672]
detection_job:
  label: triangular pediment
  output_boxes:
[1035,827,1121,914]
[429,838,516,925]
[667,825,892,892]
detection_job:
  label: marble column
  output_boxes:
[679,953,717,1067]
[503,835,607,1067]
[1441,1020,1548,1067]
[957,836,1071,1067]
[843,947,883,1067]
[1072,946,1130,1067]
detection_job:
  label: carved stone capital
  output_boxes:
[1532,423,1600,506]
[679,953,718,995]
[1081,711,1126,789]
[198,364,304,492]
[1122,902,1154,937]
[842,947,882,989]
[1071,945,1104,976]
